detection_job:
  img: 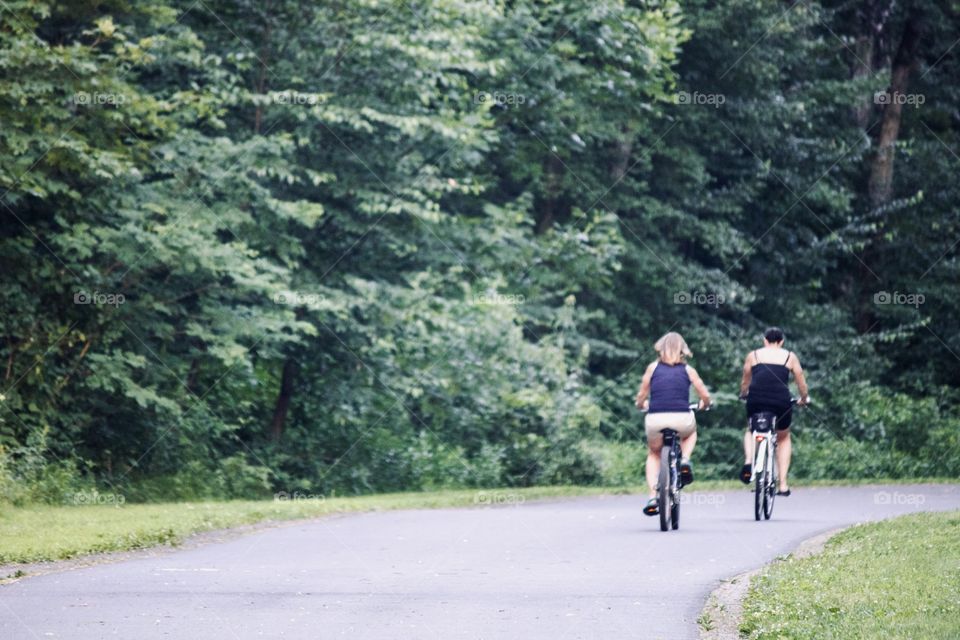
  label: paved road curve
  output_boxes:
[3,484,958,640]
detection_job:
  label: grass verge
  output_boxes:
[0,485,621,565]
[740,510,960,639]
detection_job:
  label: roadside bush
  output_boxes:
[0,431,91,505]
[125,454,273,502]
[582,440,646,486]
[790,429,915,479]
[403,431,475,490]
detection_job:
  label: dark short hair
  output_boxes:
[764,327,784,343]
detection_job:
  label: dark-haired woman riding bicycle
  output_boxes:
[738,327,809,496]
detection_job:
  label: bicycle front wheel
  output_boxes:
[753,440,765,521]
[659,446,671,532]
[764,448,777,520]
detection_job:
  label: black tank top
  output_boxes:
[748,351,791,407]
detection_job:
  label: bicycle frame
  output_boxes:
[750,415,778,521]
[649,402,705,532]
[751,429,777,483]
[741,396,802,521]
[658,428,682,532]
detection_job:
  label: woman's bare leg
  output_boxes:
[680,431,697,460]
[646,441,662,498]
[776,429,791,491]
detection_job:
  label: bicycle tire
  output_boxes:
[764,448,776,520]
[754,440,764,521]
[659,445,670,532]
[671,440,681,530]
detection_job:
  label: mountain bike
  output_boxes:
[654,403,707,532]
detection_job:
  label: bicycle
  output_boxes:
[653,402,706,532]
[745,398,800,521]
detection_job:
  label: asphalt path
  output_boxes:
[3,484,958,639]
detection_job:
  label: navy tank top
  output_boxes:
[748,350,791,407]
[648,363,691,413]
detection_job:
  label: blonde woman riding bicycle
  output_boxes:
[635,332,711,516]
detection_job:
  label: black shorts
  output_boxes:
[746,402,792,430]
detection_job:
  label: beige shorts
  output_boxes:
[645,411,697,441]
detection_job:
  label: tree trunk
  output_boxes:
[851,36,875,129]
[185,357,200,393]
[850,0,886,129]
[253,3,273,134]
[269,357,296,442]
[867,12,924,210]
[536,154,564,234]
[856,10,925,332]
[5,339,16,381]
[610,128,634,184]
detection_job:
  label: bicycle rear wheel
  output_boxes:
[659,445,671,532]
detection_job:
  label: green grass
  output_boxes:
[0,486,623,565]
[740,510,960,640]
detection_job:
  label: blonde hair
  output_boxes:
[654,331,692,365]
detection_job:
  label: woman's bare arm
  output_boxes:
[739,353,753,397]
[789,354,810,403]
[635,362,657,409]
[686,366,711,409]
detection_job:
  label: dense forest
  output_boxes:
[1,0,958,503]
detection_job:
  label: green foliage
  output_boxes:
[0,430,90,505]
[0,0,958,502]
[128,454,273,502]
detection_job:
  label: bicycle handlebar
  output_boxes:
[639,401,710,413]
[739,395,811,406]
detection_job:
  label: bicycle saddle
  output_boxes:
[750,412,777,432]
